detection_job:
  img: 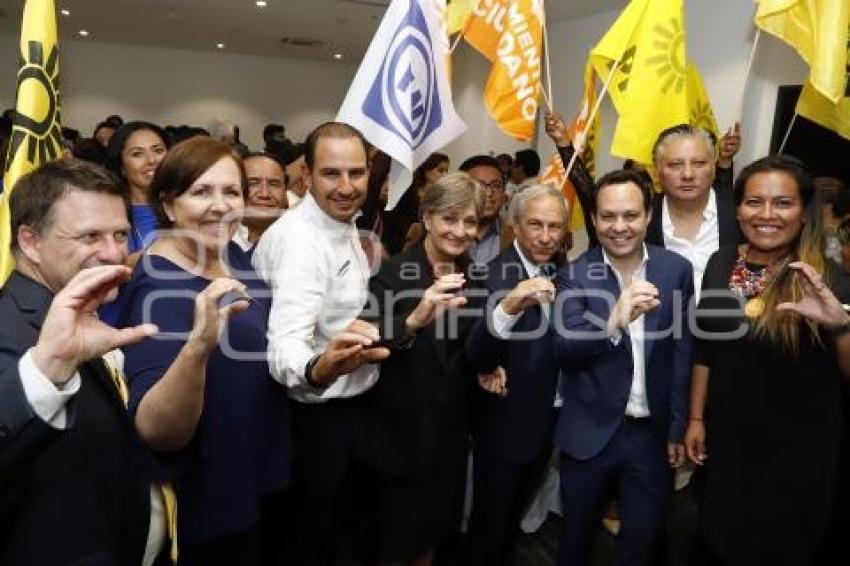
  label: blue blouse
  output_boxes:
[118,243,291,547]
[128,204,159,253]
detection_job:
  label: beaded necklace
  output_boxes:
[728,245,788,319]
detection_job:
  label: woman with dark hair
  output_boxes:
[105,121,170,252]
[365,172,483,565]
[382,152,450,255]
[684,155,850,564]
[116,137,291,565]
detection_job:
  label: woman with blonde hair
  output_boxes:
[685,155,850,565]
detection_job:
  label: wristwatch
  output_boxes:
[304,354,329,390]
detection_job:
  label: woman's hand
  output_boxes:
[405,273,466,332]
[187,278,250,354]
[776,262,847,327]
[685,420,707,466]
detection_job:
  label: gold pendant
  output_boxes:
[744,296,765,319]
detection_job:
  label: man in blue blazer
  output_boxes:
[553,168,694,566]
[465,184,569,566]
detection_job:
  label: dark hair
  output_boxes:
[590,168,653,214]
[733,155,815,208]
[104,121,169,184]
[303,122,368,170]
[413,152,449,188]
[513,149,541,177]
[263,123,285,141]
[93,121,116,137]
[149,137,246,230]
[242,151,286,171]
[495,153,512,165]
[105,115,124,127]
[10,158,125,252]
[459,154,502,175]
[72,138,108,165]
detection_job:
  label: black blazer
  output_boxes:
[464,244,561,465]
[646,171,743,249]
[364,242,476,478]
[0,272,152,566]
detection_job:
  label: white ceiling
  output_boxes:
[0,0,627,63]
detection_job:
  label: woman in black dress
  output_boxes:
[365,172,484,565]
[685,155,850,565]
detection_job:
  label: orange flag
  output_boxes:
[464,0,544,141]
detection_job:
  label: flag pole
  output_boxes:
[777,112,797,154]
[563,58,621,179]
[736,28,761,122]
[542,3,554,112]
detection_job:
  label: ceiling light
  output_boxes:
[333,52,343,60]
[60,9,70,16]
[78,30,89,37]
[256,1,268,6]
[216,43,225,49]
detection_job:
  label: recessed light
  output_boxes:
[256,1,268,7]
[333,52,343,60]
[60,8,70,16]
[78,29,89,37]
[216,43,225,49]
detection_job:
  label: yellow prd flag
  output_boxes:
[797,82,850,140]
[590,0,689,165]
[755,0,849,103]
[686,61,720,141]
[0,0,62,286]
[464,0,544,141]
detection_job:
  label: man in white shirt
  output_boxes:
[0,159,165,565]
[553,169,694,566]
[253,121,389,565]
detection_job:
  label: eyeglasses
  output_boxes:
[480,179,505,192]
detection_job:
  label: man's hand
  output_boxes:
[717,122,741,169]
[544,111,570,148]
[607,280,659,334]
[31,265,158,384]
[668,442,686,468]
[478,366,507,397]
[405,273,466,332]
[311,320,390,386]
[500,277,555,316]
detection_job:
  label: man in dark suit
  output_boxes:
[465,184,568,566]
[553,169,694,566]
[0,159,161,565]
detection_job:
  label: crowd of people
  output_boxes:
[0,110,848,566]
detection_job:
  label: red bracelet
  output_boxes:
[689,417,704,421]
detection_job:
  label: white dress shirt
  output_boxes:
[252,192,378,402]
[603,246,651,418]
[661,188,719,300]
[18,348,165,566]
[231,224,253,253]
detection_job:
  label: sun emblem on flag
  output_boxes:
[6,38,62,173]
[690,100,715,134]
[645,18,686,95]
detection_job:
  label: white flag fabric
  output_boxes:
[337,0,466,210]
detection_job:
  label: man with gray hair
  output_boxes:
[647,123,742,296]
[465,183,569,566]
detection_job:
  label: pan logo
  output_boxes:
[363,0,443,149]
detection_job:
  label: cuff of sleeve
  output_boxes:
[18,348,81,429]
[492,303,521,339]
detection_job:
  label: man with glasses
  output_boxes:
[460,155,511,264]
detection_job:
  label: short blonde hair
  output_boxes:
[420,172,485,219]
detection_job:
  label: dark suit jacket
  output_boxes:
[0,272,151,565]
[465,244,560,465]
[646,171,743,249]
[553,245,694,461]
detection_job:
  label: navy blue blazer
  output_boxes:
[465,244,561,465]
[553,245,694,461]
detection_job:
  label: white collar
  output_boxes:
[662,188,718,230]
[512,240,540,277]
[601,244,650,276]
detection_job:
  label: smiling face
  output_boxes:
[423,203,478,260]
[424,159,450,186]
[657,134,715,205]
[307,137,368,223]
[514,195,567,264]
[121,129,167,197]
[163,157,245,254]
[593,181,651,262]
[737,170,805,263]
[245,155,287,211]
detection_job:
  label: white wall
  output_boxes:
[541,0,809,175]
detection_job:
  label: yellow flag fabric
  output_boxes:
[687,61,720,141]
[464,0,544,141]
[447,0,473,35]
[797,82,850,140]
[755,0,849,103]
[590,0,689,164]
[0,0,62,286]
[568,60,601,178]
